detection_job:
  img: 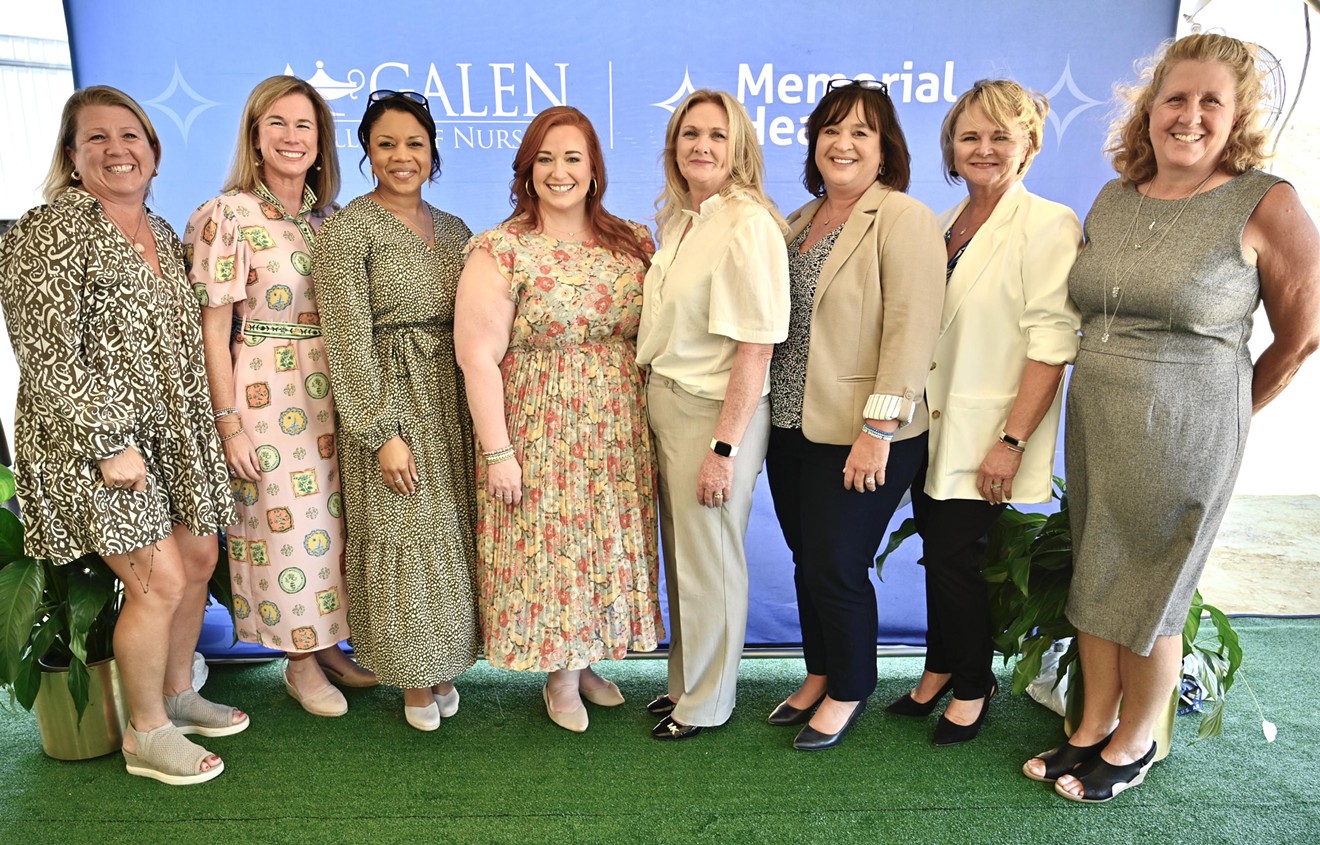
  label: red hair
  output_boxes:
[507,106,650,267]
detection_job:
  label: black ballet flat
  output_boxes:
[651,714,704,740]
[767,693,826,726]
[646,694,677,716]
[1055,742,1158,803]
[1023,731,1115,783]
[792,701,866,751]
[884,678,954,717]
[932,684,996,747]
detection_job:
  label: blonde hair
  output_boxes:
[1109,32,1271,185]
[654,89,786,234]
[222,75,341,211]
[42,86,161,203]
[940,79,1049,184]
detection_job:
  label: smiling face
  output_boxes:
[532,124,592,216]
[1148,59,1237,178]
[814,102,883,199]
[256,92,318,189]
[952,102,1029,196]
[367,107,431,199]
[675,101,731,204]
[68,104,157,206]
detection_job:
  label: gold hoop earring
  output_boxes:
[878,164,887,178]
[71,169,80,181]
[526,178,537,197]
[587,178,598,198]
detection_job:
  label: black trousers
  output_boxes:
[766,426,926,701]
[910,455,1005,700]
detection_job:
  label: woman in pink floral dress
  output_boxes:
[456,106,663,733]
[185,76,375,718]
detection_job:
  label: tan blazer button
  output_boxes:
[930,361,937,370]
[931,410,941,420]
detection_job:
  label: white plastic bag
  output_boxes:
[1026,637,1072,716]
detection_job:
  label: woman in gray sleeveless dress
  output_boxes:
[1021,33,1320,803]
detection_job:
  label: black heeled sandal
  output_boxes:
[1022,731,1115,783]
[1055,742,1158,803]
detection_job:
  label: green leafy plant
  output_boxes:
[877,477,1247,740]
[0,464,122,723]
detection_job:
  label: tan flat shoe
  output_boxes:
[315,651,379,688]
[283,661,348,717]
[581,679,625,707]
[543,684,588,733]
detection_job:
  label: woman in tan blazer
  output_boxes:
[885,80,1081,746]
[765,79,944,751]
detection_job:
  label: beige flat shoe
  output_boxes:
[316,651,379,688]
[581,679,625,707]
[543,684,588,733]
[433,686,460,718]
[283,661,348,717]
[405,701,441,731]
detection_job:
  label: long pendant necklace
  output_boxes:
[1100,172,1213,343]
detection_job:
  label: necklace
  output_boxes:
[371,191,432,244]
[818,198,856,229]
[1100,172,1214,343]
[541,220,585,240]
[104,206,148,254]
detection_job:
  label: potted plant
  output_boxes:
[0,464,127,759]
[877,477,1247,749]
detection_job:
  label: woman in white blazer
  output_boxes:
[884,80,1081,745]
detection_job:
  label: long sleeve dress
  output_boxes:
[0,187,235,564]
[312,195,479,688]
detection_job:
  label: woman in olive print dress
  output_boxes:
[314,91,480,732]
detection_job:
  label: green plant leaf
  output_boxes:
[1197,698,1226,741]
[0,465,16,504]
[1202,603,1243,691]
[0,509,27,566]
[12,648,41,709]
[0,556,44,684]
[875,517,918,575]
[64,562,112,666]
[66,658,90,724]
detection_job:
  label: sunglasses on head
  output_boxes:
[826,78,890,96]
[368,89,430,112]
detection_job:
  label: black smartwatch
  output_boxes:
[710,439,739,458]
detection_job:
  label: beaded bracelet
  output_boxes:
[219,427,246,443]
[483,445,516,464]
[861,422,895,442]
[213,407,239,420]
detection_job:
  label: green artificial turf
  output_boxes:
[1,617,1316,844]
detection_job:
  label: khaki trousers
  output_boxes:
[647,375,769,727]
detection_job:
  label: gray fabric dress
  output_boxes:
[1064,169,1281,656]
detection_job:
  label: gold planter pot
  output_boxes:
[34,656,128,760]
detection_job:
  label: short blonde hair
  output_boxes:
[654,89,785,234]
[223,75,341,211]
[42,86,161,203]
[940,79,1049,185]
[1109,33,1271,185]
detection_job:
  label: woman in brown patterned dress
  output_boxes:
[313,91,480,732]
[0,86,241,784]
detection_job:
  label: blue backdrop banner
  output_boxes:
[65,0,1177,647]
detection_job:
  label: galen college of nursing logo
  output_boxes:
[284,59,572,152]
